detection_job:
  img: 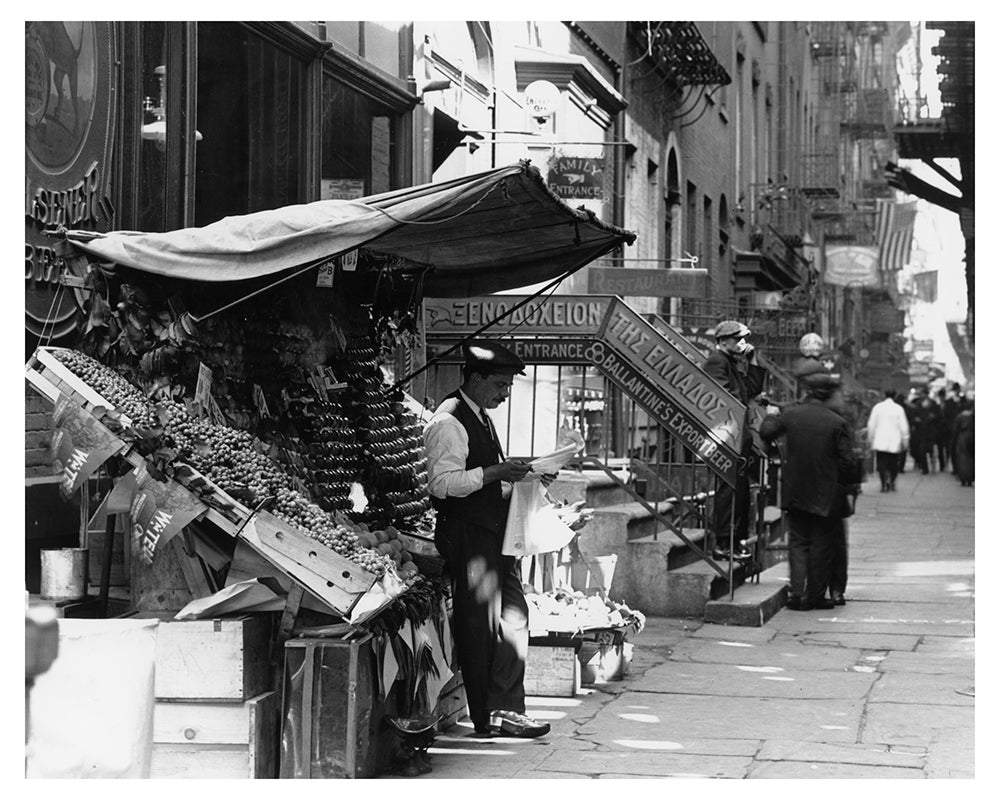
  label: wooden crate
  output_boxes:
[523,643,582,697]
[279,635,401,778]
[136,612,274,701]
[150,691,279,778]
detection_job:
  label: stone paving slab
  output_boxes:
[861,702,974,748]
[578,692,865,743]
[925,736,976,778]
[536,749,752,778]
[748,761,924,779]
[755,739,925,768]
[869,672,976,705]
[636,659,877,699]
[687,623,777,643]
[666,636,863,671]
[766,609,975,638]
[420,733,557,779]
[580,733,760,757]
[877,649,975,675]
[774,631,921,651]
[914,635,976,654]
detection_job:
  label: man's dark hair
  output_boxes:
[884,389,896,400]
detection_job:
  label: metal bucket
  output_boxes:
[40,548,89,602]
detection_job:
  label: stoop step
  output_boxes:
[703,565,789,627]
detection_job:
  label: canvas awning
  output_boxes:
[61,161,635,298]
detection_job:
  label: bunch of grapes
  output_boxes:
[51,348,156,426]
[159,406,290,504]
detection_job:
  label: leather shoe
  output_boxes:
[786,595,803,610]
[831,592,846,606]
[802,598,836,610]
[712,546,752,561]
[488,710,550,738]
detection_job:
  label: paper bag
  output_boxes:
[502,480,577,556]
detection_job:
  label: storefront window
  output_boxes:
[321,73,398,198]
[195,23,306,225]
[137,23,169,232]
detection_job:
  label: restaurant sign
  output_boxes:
[25,22,118,340]
[588,267,708,298]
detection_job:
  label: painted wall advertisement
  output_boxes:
[25,22,118,340]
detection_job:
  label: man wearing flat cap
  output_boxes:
[760,374,861,610]
[423,339,550,738]
[703,320,768,560]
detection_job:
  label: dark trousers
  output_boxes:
[875,450,900,490]
[713,461,751,549]
[787,509,838,604]
[829,520,848,596]
[436,517,528,730]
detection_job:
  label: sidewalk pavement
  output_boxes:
[410,467,975,780]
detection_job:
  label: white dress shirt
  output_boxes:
[424,390,510,500]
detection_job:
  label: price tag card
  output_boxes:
[340,250,358,272]
[316,260,335,288]
[253,383,273,418]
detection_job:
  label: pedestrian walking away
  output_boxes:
[866,389,910,492]
[703,319,768,561]
[760,374,862,610]
[952,400,975,487]
[423,339,550,739]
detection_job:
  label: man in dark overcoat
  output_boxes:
[423,340,550,738]
[760,375,860,610]
[703,320,768,559]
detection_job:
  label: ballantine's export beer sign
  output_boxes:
[424,295,747,485]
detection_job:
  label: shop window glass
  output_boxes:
[320,73,398,198]
[195,23,305,225]
[137,23,169,232]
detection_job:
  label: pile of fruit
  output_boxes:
[335,338,431,526]
[525,588,646,634]
[49,348,411,580]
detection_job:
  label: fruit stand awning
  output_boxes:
[61,161,635,298]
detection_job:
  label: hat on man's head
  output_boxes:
[803,372,841,399]
[713,320,752,339]
[462,340,526,375]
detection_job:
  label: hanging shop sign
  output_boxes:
[823,246,880,288]
[424,295,746,486]
[25,21,118,340]
[50,393,126,497]
[547,156,604,200]
[588,267,708,298]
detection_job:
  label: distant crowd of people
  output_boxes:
[866,383,974,489]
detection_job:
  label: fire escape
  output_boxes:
[806,21,910,387]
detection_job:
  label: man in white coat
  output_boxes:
[866,389,911,492]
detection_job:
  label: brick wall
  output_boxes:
[25,385,54,480]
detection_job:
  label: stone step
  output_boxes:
[703,565,789,627]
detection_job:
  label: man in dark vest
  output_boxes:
[703,320,768,560]
[423,339,549,738]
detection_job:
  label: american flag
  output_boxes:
[875,199,918,272]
